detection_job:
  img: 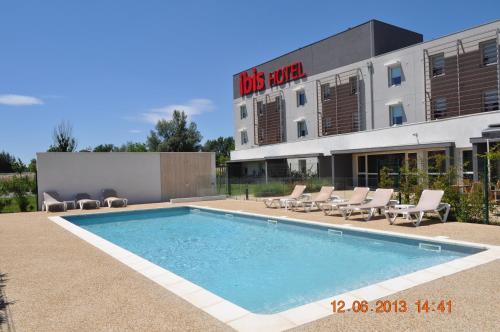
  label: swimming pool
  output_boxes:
[62,207,483,315]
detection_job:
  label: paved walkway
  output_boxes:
[0,200,499,331]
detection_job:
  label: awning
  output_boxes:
[293,116,306,122]
[293,85,305,91]
[228,153,324,163]
[470,124,500,143]
[384,59,401,67]
[331,142,454,155]
[265,153,324,160]
[227,158,265,163]
[385,99,402,106]
[238,127,247,132]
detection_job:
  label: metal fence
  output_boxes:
[216,162,499,225]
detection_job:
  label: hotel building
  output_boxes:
[229,20,500,187]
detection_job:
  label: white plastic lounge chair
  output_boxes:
[42,192,67,212]
[384,189,451,227]
[263,185,306,208]
[292,186,335,212]
[320,187,370,215]
[101,189,128,208]
[340,188,394,221]
[75,193,101,210]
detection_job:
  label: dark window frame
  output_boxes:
[349,76,358,95]
[388,65,402,86]
[322,84,332,101]
[296,89,306,107]
[433,97,447,119]
[480,39,498,66]
[430,53,445,78]
[297,121,307,138]
[389,104,404,126]
[257,101,264,116]
[483,89,499,112]
[239,104,247,119]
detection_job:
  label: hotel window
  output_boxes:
[483,90,499,112]
[349,76,358,95]
[240,130,248,145]
[407,153,418,170]
[257,101,264,116]
[462,150,473,181]
[258,128,264,141]
[240,105,247,119]
[298,159,307,174]
[297,89,306,106]
[297,120,307,138]
[427,150,446,175]
[431,54,445,77]
[481,40,498,66]
[434,97,447,118]
[388,65,402,86]
[357,156,366,186]
[389,104,404,126]
[324,117,332,129]
[322,84,331,101]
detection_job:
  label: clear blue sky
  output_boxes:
[1,0,499,162]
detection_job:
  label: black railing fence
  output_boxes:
[216,160,499,225]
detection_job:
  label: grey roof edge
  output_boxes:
[232,18,500,79]
[228,153,324,163]
[233,19,391,77]
[470,137,500,144]
[331,142,455,155]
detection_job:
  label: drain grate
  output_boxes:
[328,229,343,237]
[419,242,442,252]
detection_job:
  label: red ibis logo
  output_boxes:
[239,62,306,96]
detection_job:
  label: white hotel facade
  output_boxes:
[230,20,500,187]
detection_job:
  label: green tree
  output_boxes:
[202,136,235,165]
[378,166,394,189]
[116,142,148,152]
[93,144,116,152]
[11,158,26,174]
[48,121,77,152]
[146,110,202,152]
[0,151,16,173]
[28,159,37,173]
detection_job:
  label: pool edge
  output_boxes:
[48,207,500,332]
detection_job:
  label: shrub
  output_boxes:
[378,167,394,189]
[252,182,292,197]
[304,178,330,193]
[1,175,32,212]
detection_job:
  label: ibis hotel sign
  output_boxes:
[239,62,306,96]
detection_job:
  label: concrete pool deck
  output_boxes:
[1,200,499,331]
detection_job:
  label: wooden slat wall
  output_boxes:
[430,48,498,119]
[257,100,282,145]
[321,80,359,136]
[160,152,215,201]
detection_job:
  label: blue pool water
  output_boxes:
[65,207,482,314]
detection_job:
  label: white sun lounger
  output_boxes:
[384,189,451,227]
[340,188,394,221]
[101,189,128,208]
[42,192,67,212]
[263,185,306,208]
[75,193,101,210]
[320,187,370,215]
[291,186,335,212]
